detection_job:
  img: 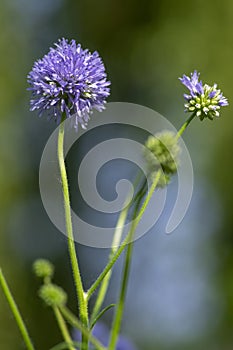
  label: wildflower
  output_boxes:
[27,38,110,129]
[144,131,180,187]
[179,70,228,120]
[73,322,137,350]
[39,284,67,307]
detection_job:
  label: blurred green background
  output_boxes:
[0,0,233,349]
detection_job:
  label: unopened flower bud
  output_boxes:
[144,131,180,187]
[39,284,67,307]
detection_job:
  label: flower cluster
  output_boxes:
[179,70,228,120]
[27,38,110,129]
[144,131,180,187]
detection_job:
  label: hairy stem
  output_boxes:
[57,117,88,349]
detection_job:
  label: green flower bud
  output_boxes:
[33,259,54,279]
[144,131,180,187]
[39,284,67,307]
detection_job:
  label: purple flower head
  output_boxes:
[27,38,110,129]
[72,322,137,350]
[179,70,228,120]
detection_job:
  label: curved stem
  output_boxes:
[57,117,88,349]
[53,306,75,350]
[90,204,128,324]
[0,268,35,350]
[109,191,144,350]
[87,170,161,300]
[90,173,143,323]
[91,304,115,330]
[176,112,196,139]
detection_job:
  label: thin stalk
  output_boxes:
[57,117,88,349]
[87,170,161,300]
[109,192,144,350]
[0,268,35,350]
[60,306,107,350]
[90,196,129,324]
[176,112,196,139]
[90,173,143,324]
[53,306,75,350]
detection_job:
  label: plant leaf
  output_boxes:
[90,304,116,329]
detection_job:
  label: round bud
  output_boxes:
[33,259,54,279]
[39,284,67,307]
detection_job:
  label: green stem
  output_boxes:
[90,173,143,324]
[0,268,35,350]
[60,306,107,350]
[53,306,75,350]
[87,170,161,300]
[109,192,144,350]
[90,196,129,324]
[176,112,196,139]
[57,117,89,349]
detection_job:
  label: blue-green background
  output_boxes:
[0,1,233,349]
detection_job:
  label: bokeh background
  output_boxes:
[0,0,233,349]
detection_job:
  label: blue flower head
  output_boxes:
[27,38,110,129]
[179,70,228,120]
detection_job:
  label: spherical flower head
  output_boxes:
[144,131,180,187]
[39,283,67,307]
[33,259,54,279]
[27,38,111,129]
[179,70,228,120]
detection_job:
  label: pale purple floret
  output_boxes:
[73,322,137,350]
[218,95,229,106]
[27,38,110,129]
[179,70,204,99]
[209,90,217,99]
